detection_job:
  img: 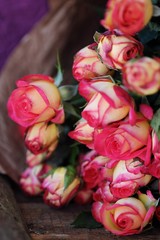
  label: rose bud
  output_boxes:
[122,57,160,95]
[97,31,143,70]
[72,44,113,82]
[42,166,81,208]
[7,74,65,127]
[94,113,151,164]
[20,164,51,196]
[68,118,94,149]
[101,0,153,36]
[152,130,160,161]
[26,150,48,167]
[25,122,59,155]
[74,187,93,205]
[80,155,110,189]
[110,159,152,199]
[91,201,103,223]
[81,82,136,127]
[100,191,157,236]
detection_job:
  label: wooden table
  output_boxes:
[0,175,160,240]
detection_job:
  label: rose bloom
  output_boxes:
[94,114,151,164]
[78,78,112,102]
[74,187,93,205]
[7,74,65,127]
[81,82,136,127]
[91,201,103,223]
[97,31,143,69]
[100,191,157,236]
[110,159,151,199]
[122,57,160,95]
[20,164,51,196]
[25,122,59,155]
[68,118,94,149]
[72,43,113,81]
[101,0,153,36]
[42,167,80,208]
[80,155,110,189]
[152,130,160,161]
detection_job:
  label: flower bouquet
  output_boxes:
[6,0,160,237]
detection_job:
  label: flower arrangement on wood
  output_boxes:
[7,0,160,237]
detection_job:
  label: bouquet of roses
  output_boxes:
[7,0,160,236]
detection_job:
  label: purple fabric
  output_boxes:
[0,0,49,70]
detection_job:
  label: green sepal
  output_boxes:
[54,54,63,87]
[151,108,160,140]
[63,102,81,118]
[93,31,102,43]
[71,211,103,229]
[59,85,78,101]
[64,165,76,190]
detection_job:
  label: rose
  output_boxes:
[101,0,153,36]
[20,164,51,196]
[100,191,157,236]
[78,78,112,102]
[74,187,93,205]
[97,31,143,69]
[122,57,160,95]
[80,155,110,189]
[7,74,65,127]
[42,166,80,207]
[94,114,151,164]
[72,43,113,81]
[110,159,151,199]
[68,118,94,149]
[25,122,59,155]
[81,81,136,127]
[91,201,103,223]
[93,181,118,203]
[152,130,160,161]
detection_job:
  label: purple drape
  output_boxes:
[0,0,49,70]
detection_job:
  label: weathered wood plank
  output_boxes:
[0,175,31,240]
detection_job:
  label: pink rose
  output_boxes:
[110,159,151,199]
[101,0,153,36]
[25,122,59,155]
[72,43,113,81]
[152,130,160,161]
[68,118,94,149]
[91,201,103,223]
[74,187,93,205]
[7,74,65,127]
[20,164,51,196]
[80,155,110,189]
[81,82,136,128]
[42,166,80,208]
[94,114,151,164]
[122,57,160,95]
[97,31,143,69]
[100,191,157,236]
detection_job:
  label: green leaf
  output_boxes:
[138,25,158,44]
[64,165,76,190]
[59,85,78,101]
[149,22,160,32]
[54,54,63,87]
[151,108,160,140]
[71,211,103,229]
[63,102,81,118]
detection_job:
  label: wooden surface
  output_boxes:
[14,183,160,240]
[0,175,30,240]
